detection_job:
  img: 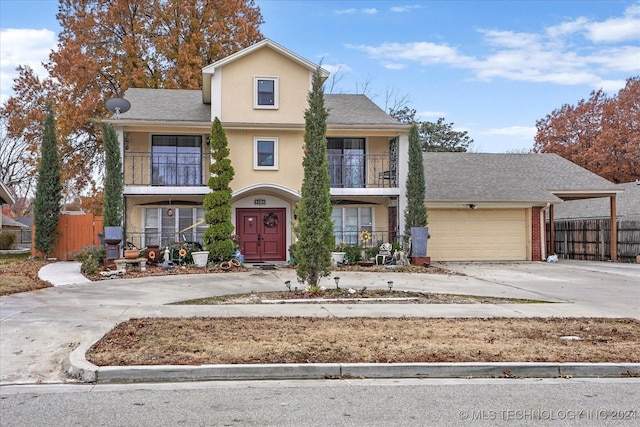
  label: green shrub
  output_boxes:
[343,245,362,264]
[0,231,18,250]
[74,246,106,274]
[365,246,378,260]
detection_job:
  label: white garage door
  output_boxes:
[427,209,528,261]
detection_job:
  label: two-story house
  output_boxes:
[108,39,410,263]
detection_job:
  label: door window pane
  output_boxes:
[327,138,365,188]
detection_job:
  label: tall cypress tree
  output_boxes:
[98,122,123,227]
[34,102,63,259]
[294,67,334,288]
[203,117,235,262]
[404,123,427,239]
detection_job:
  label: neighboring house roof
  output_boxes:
[115,89,402,128]
[424,153,620,204]
[0,181,15,205]
[1,214,28,228]
[553,181,640,219]
[201,39,330,104]
[15,216,32,227]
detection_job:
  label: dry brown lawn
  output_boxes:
[86,317,640,366]
[3,255,637,367]
[0,254,51,296]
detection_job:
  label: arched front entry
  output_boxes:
[236,208,286,262]
[232,185,299,263]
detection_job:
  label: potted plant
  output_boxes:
[331,241,346,266]
[191,250,210,268]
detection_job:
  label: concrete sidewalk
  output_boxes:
[38,261,91,286]
[2,260,638,384]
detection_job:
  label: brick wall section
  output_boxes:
[531,207,542,261]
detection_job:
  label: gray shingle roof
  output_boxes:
[115,89,401,127]
[1,214,28,228]
[325,94,401,126]
[118,88,210,122]
[424,153,620,204]
[553,181,640,219]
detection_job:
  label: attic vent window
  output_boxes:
[255,77,278,109]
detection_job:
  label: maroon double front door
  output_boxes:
[236,208,286,262]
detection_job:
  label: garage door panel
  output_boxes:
[428,209,527,261]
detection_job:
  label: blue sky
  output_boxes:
[1,0,639,152]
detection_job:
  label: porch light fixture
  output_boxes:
[334,276,340,289]
[387,280,393,291]
[167,208,174,217]
[468,204,477,210]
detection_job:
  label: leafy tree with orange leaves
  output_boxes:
[1,0,263,193]
[534,76,640,183]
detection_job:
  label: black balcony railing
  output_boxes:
[124,152,210,186]
[328,153,397,189]
[333,228,400,248]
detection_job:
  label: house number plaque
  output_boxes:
[254,199,266,205]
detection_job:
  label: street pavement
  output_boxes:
[1,260,638,384]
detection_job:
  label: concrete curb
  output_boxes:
[68,347,640,383]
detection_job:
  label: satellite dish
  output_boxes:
[105,97,131,119]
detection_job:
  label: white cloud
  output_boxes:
[335,8,357,15]
[323,63,352,74]
[390,5,421,13]
[416,110,447,119]
[586,3,640,43]
[347,3,639,92]
[381,61,407,70]
[593,79,628,92]
[0,28,56,103]
[347,41,472,66]
[484,126,536,139]
[335,8,377,15]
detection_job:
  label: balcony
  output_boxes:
[124,152,210,186]
[328,153,397,189]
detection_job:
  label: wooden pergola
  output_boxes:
[548,191,621,261]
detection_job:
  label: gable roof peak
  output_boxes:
[201,38,329,103]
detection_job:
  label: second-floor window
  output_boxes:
[254,137,278,170]
[151,135,202,186]
[255,77,278,109]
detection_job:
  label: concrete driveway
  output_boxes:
[1,260,638,384]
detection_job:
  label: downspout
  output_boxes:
[539,203,551,261]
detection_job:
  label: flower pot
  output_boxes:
[145,245,161,264]
[331,252,345,266]
[192,251,209,267]
[124,249,139,259]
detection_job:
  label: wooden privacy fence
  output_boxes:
[548,219,640,263]
[32,213,104,261]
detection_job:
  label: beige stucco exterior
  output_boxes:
[215,47,312,124]
[113,40,408,260]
